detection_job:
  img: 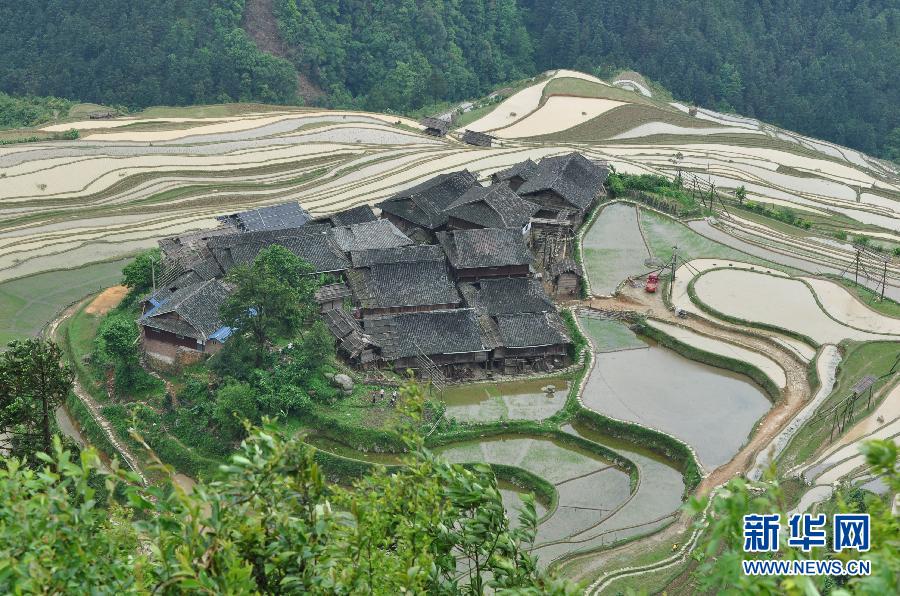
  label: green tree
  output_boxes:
[220,245,319,368]
[212,381,259,441]
[0,338,73,460]
[121,248,161,297]
[95,313,143,394]
[717,62,744,109]
[689,438,899,594]
[735,185,747,206]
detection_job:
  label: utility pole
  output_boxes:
[854,249,860,286]
[150,256,157,292]
[881,258,888,301]
[669,246,678,303]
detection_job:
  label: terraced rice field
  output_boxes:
[3,70,899,585]
[534,424,684,561]
[437,436,633,552]
[692,268,900,344]
[440,378,569,422]
[581,203,652,295]
[581,329,772,470]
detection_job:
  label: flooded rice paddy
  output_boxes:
[581,326,771,470]
[578,315,647,352]
[440,377,569,422]
[531,423,684,561]
[437,435,632,548]
[582,203,652,295]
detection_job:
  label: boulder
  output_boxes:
[332,373,354,394]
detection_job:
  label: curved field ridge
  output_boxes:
[670,258,786,315]
[692,268,900,344]
[533,424,684,564]
[647,319,787,390]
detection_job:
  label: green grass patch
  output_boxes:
[541,77,669,110]
[135,103,300,119]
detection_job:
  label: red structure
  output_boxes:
[645,273,659,293]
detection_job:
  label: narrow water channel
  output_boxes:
[55,404,112,472]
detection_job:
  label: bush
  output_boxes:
[213,382,259,442]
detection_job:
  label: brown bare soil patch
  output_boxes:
[85,285,128,315]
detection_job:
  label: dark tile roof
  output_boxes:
[314,283,352,303]
[548,258,584,277]
[323,308,363,340]
[323,309,376,358]
[364,308,486,359]
[516,153,608,211]
[492,158,538,183]
[207,225,350,274]
[437,228,533,270]
[206,223,328,250]
[462,277,553,315]
[495,312,571,348]
[216,202,312,232]
[376,170,478,230]
[420,117,450,135]
[329,219,413,252]
[158,227,233,261]
[444,183,539,230]
[350,244,445,268]
[329,204,378,227]
[347,260,460,309]
[461,129,493,147]
[140,280,231,341]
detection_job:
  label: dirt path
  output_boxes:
[46,298,148,485]
[557,286,814,588]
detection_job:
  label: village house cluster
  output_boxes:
[138,152,609,379]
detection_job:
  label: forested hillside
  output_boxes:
[0,1,296,107]
[1,1,898,159]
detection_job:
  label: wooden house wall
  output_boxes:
[453,264,529,281]
[360,302,459,318]
[318,298,344,313]
[554,273,580,296]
